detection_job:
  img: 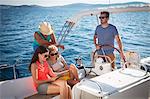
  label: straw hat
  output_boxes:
[39,22,53,35]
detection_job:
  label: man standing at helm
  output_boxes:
[33,22,64,51]
[93,11,125,69]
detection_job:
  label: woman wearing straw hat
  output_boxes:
[33,21,64,51]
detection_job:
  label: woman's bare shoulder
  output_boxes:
[31,63,37,69]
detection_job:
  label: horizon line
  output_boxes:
[0,1,150,7]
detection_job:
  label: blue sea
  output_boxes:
[0,2,150,80]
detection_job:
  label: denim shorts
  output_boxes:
[37,83,49,94]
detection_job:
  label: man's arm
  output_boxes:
[94,34,100,49]
[94,35,97,46]
[115,35,125,60]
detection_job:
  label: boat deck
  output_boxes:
[25,94,59,99]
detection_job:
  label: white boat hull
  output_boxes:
[0,77,37,99]
[72,80,150,99]
[140,57,150,72]
[0,65,149,99]
[72,68,150,99]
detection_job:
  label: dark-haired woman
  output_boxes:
[29,46,71,99]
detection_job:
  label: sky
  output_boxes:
[0,0,150,7]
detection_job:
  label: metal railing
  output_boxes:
[0,59,30,80]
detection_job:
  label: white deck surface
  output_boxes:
[77,68,150,97]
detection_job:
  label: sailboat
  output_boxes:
[0,4,150,99]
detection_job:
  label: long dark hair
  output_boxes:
[29,46,48,72]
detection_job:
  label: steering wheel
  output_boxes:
[93,44,126,68]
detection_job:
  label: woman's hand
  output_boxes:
[58,44,65,50]
[55,44,65,50]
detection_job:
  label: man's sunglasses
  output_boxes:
[50,52,58,56]
[99,16,107,19]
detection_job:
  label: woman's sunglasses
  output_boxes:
[50,52,58,56]
[44,55,49,58]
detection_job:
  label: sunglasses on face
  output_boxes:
[99,16,107,19]
[50,52,58,56]
[44,54,49,58]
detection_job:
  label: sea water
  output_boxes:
[0,3,150,80]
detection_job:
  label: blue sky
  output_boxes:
[0,0,150,6]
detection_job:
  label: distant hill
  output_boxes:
[0,1,149,9]
[92,1,148,7]
[63,1,149,8]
